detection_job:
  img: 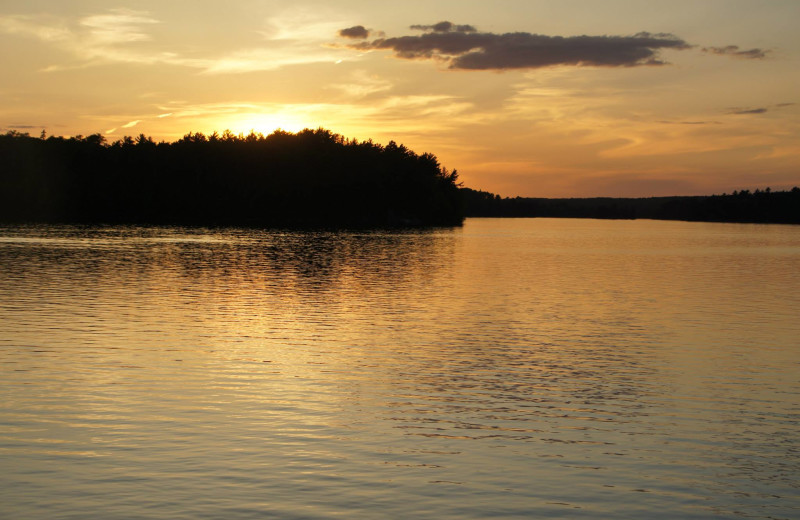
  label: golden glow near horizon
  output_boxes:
[1,0,798,197]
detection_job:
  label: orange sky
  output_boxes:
[1,0,798,197]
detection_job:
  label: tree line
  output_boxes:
[3,127,796,227]
[0,129,464,227]
[461,187,800,224]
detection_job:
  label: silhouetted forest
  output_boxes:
[0,129,463,227]
[462,187,800,224]
[3,129,797,227]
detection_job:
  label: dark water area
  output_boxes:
[1,219,798,519]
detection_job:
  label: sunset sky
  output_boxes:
[2,0,798,197]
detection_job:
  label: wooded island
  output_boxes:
[1,129,463,227]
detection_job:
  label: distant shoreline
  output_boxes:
[461,188,800,225]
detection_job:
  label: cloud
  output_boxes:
[339,25,369,39]
[154,102,261,119]
[728,108,768,115]
[0,9,342,74]
[0,10,170,69]
[329,70,392,98]
[703,45,768,59]
[200,46,341,74]
[658,120,718,125]
[727,103,794,116]
[261,7,351,41]
[121,119,141,128]
[341,22,693,70]
[729,108,768,115]
[150,96,475,134]
[79,9,159,45]
[409,22,476,34]
[0,15,71,42]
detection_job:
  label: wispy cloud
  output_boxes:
[727,103,795,115]
[658,120,720,125]
[702,45,768,59]
[155,102,262,119]
[200,46,340,74]
[729,107,768,115]
[260,6,351,42]
[125,94,478,140]
[0,8,343,74]
[153,96,472,121]
[79,10,159,45]
[329,70,392,98]
[0,10,179,70]
[0,15,71,42]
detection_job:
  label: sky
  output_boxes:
[1,0,798,197]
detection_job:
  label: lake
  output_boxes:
[1,218,798,519]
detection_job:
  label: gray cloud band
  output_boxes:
[341,21,767,70]
[702,46,768,59]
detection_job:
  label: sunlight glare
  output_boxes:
[219,113,309,136]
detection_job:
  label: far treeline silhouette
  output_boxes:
[461,187,800,224]
[0,129,463,227]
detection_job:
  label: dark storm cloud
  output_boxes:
[340,21,692,70]
[339,25,370,39]
[702,45,768,59]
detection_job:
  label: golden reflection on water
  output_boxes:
[1,220,799,519]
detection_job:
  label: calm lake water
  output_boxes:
[1,219,798,519]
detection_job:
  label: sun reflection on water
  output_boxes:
[1,220,799,519]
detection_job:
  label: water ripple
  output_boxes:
[1,220,799,519]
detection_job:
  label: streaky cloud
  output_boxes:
[658,120,719,125]
[703,45,768,59]
[0,10,343,74]
[410,21,476,34]
[79,9,159,45]
[342,22,692,70]
[729,107,768,115]
[728,103,794,115]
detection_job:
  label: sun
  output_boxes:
[218,112,309,136]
